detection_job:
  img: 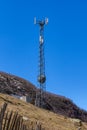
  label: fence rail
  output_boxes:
[0,103,45,130]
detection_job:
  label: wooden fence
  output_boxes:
[0,103,45,130]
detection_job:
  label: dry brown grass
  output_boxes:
[0,93,87,130]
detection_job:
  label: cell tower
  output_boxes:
[34,17,48,108]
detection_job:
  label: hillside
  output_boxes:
[0,71,87,122]
[0,93,87,130]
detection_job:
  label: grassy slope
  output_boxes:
[0,71,87,122]
[0,93,87,130]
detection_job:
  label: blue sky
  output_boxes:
[0,0,87,110]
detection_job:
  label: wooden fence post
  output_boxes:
[0,103,7,130]
[0,103,46,130]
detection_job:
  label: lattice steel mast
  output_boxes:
[34,17,48,108]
